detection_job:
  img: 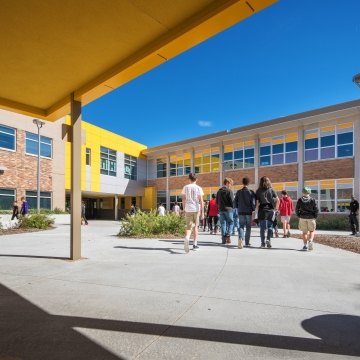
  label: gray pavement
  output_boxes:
[0,221,359,360]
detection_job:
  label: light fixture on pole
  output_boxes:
[353,73,360,88]
[33,119,45,213]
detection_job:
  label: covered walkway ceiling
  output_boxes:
[0,0,276,121]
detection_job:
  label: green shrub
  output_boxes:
[19,214,55,229]
[28,208,68,214]
[286,214,350,231]
[118,210,186,237]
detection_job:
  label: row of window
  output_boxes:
[0,189,52,210]
[0,124,52,158]
[156,124,354,177]
[156,179,354,213]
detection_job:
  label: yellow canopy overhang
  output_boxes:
[0,0,276,121]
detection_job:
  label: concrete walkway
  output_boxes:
[0,221,359,360]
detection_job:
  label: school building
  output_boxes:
[1,99,359,217]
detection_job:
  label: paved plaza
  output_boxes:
[0,221,359,359]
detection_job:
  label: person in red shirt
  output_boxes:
[279,190,294,237]
[208,193,219,235]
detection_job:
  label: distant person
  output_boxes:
[234,177,256,248]
[216,178,234,245]
[130,203,138,216]
[81,201,88,225]
[202,200,209,231]
[255,176,279,248]
[173,202,181,216]
[158,203,165,216]
[20,196,29,217]
[349,195,359,235]
[279,190,294,237]
[182,173,204,252]
[295,187,318,251]
[11,200,19,220]
[208,194,219,235]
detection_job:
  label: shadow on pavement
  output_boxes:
[114,246,182,255]
[0,283,359,359]
[0,254,69,260]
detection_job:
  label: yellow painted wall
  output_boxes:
[142,186,156,210]
[65,116,147,191]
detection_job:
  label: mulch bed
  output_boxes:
[292,234,360,254]
[0,227,54,236]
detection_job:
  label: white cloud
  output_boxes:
[198,120,212,127]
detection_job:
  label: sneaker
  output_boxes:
[225,235,231,244]
[275,231,279,238]
[238,239,243,249]
[287,232,291,237]
[282,235,287,238]
[245,243,251,247]
[260,243,265,248]
[302,245,308,251]
[193,245,199,250]
[184,239,189,253]
[308,242,313,251]
[266,240,272,248]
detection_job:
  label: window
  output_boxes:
[194,147,220,174]
[224,141,255,170]
[260,134,298,166]
[157,191,167,208]
[26,190,52,210]
[169,152,191,177]
[0,125,16,151]
[272,182,298,209]
[304,123,353,162]
[0,188,15,210]
[156,158,167,178]
[86,148,91,166]
[25,132,52,158]
[100,146,117,176]
[124,154,137,180]
[169,189,183,210]
[304,179,354,213]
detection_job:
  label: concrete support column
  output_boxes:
[298,126,304,197]
[166,153,170,211]
[354,120,360,200]
[114,195,119,220]
[190,148,195,173]
[254,136,259,189]
[219,141,224,186]
[70,93,82,260]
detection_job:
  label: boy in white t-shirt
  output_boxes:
[181,173,204,252]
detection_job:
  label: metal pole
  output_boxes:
[33,119,45,213]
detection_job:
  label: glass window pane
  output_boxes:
[244,157,254,168]
[337,132,353,145]
[320,201,335,212]
[223,161,233,171]
[305,138,318,149]
[233,159,243,169]
[285,152,297,163]
[234,150,243,159]
[0,133,15,150]
[185,166,191,175]
[40,143,52,158]
[337,201,350,213]
[321,135,335,147]
[286,141,298,152]
[223,152,233,161]
[337,188,352,199]
[260,146,270,156]
[177,167,184,176]
[320,188,335,201]
[272,154,283,165]
[26,140,38,155]
[272,143,284,154]
[337,144,353,157]
[260,156,271,166]
[305,149,318,161]
[244,148,254,158]
[211,163,220,172]
[320,147,335,159]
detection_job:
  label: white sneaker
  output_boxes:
[184,239,189,253]
[308,241,313,251]
[238,239,243,249]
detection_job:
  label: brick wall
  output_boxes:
[259,164,298,183]
[195,172,220,188]
[147,178,166,190]
[0,130,52,199]
[304,158,354,180]
[224,169,256,185]
[169,175,189,190]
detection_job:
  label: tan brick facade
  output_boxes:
[259,164,298,183]
[0,130,53,200]
[224,169,256,185]
[169,175,190,189]
[147,178,166,190]
[195,172,220,188]
[303,158,354,181]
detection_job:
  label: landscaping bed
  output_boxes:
[292,234,360,254]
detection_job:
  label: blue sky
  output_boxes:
[83,0,360,148]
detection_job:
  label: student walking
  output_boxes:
[208,194,219,234]
[157,203,165,216]
[279,190,294,237]
[20,196,29,217]
[295,187,318,251]
[216,178,234,245]
[81,201,88,225]
[349,195,359,235]
[173,202,181,216]
[234,177,256,248]
[11,200,19,220]
[181,173,204,252]
[255,176,279,248]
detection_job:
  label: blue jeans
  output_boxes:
[239,214,252,245]
[259,220,273,245]
[219,210,234,243]
[232,209,239,234]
